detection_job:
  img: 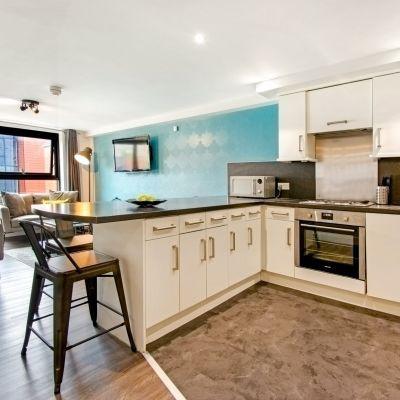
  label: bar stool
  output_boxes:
[20,220,136,395]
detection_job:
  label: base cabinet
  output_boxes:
[246,219,261,276]
[145,235,180,327]
[366,213,400,302]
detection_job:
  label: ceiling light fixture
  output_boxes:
[20,99,39,114]
[194,33,206,45]
[50,85,62,96]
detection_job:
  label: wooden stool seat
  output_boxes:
[19,220,136,395]
[46,233,93,254]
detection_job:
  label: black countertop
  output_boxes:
[32,196,400,224]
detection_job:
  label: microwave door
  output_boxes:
[231,177,256,197]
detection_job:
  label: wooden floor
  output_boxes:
[0,237,174,400]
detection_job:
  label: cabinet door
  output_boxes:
[146,236,179,327]
[366,213,400,302]
[180,230,207,311]
[266,219,295,277]
[246,219,261,276]
[279,92,315,161]
[207,226,229,297]
[307,80,372,133]
[228,221,247,285]
[372,73,400,157]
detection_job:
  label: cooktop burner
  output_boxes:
[299,199,374,207]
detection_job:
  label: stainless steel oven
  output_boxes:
[295,208,366,280]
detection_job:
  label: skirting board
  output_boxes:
[146,273,261,344]
[261,270,400,317]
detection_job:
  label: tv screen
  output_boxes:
[113,135,151,172]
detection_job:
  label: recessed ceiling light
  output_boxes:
[194,33,206,45]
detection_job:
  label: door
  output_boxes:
[372,73,400,157]
[307,80,372,133]
[228,221,247,285]
[206,225,229,297]
[180,230,207,311]
[145,235,179,327]
[246,219,261,276]
[266,219,295,277]
[279,92,315,161]
[366,213,400,302]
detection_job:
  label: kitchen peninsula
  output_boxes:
[33,196,400,352]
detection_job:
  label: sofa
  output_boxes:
[0,191,78,235]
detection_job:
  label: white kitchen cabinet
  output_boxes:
[206,225,229,297]
[307,80,372,134]
[371,73,400,157]
[228,220,248,285]
[145,235,180,327]
[266,207,295,277]
[180,230,207,311]
[366,213,400,302]
[278,92,315,161]
[246,219,261,276]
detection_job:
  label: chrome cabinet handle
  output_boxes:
[287,227,291,246]
[248,227,253,246]
[376,127,382,149]
[172,245,179,271]
[210,216,227,222]
[230,231,236,251]
[271,211,289,217]
[185,220,204,226]
[298,135,304,152]
[326,120,348,126]
[208,236,215,259]
[231,213,245,218]
[200,239,207,262]
[249,210,260,216]
[153,224,176,232]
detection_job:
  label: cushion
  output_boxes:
[49,190,78,203]
[20,193,34,213]
[1,192,27,218]
[32,192,50,204]
[11,214,41,228]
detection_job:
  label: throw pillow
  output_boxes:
[49,190,78,203]
[1,192,27,217]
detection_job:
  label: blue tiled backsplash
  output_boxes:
[94,104,278,200]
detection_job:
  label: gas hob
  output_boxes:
[299,199,374,207]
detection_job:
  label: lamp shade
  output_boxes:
[74,147,92,166]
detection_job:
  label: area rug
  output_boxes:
[5,246,36,268]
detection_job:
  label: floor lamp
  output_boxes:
[74,147,93,201]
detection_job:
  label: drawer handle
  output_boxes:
[248,227,253,246]
[271,211,289,217]
[230,231,236,251]
[200,239,207,262]
[326,119,348,126]
[287,227,291,246]
[172,245,179,271]
[210,216,227,222]
[249,210,260,216]
[231,213,245,218]
[153,224,176,232]
[185,220,204,226]
[209,236,215,259]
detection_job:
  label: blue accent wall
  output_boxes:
[94,104,278,200]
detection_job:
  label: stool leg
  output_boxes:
[113,268,136,352]
[53,278,73,395]
[85,277,98,327]
[21,270,44,356]
[34,278,45,315]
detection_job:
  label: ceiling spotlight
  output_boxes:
[194,33,206,45]
[20,99,39,114]
[50,85,62,96]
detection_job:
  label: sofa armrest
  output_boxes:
[0,205,12,233]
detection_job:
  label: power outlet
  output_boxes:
[278,182,290,191]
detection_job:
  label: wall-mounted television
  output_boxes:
[113,135,151,172]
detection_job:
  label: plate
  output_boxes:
[126,199,167,207]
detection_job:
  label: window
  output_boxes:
[0,126,60,193]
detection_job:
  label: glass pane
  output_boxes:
[0,134,52,174]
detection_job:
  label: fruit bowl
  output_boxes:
[126,199,166,207]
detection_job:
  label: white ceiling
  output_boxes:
[1,0,400,134]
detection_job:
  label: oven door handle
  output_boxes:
[300,223,355,233]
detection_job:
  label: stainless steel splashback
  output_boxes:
[315,132,377,201]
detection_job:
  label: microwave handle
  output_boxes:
[252,179,257,195]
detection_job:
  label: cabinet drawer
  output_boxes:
[246,206,262,220]
[266,207,294,221]
[206,209,228,228]
[228,208,247,223]
[145,216,179,240]
[179,212,206,233]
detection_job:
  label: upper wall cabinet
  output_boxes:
[278,92,315,162]
[371,73,400,158]
[306,80,372,134]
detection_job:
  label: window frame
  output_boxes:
[0,126,60,181]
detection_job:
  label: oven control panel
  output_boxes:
[295,208,366,227]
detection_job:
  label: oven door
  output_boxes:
[296,221,365,280]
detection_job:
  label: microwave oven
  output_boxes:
[229,176,276,198]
